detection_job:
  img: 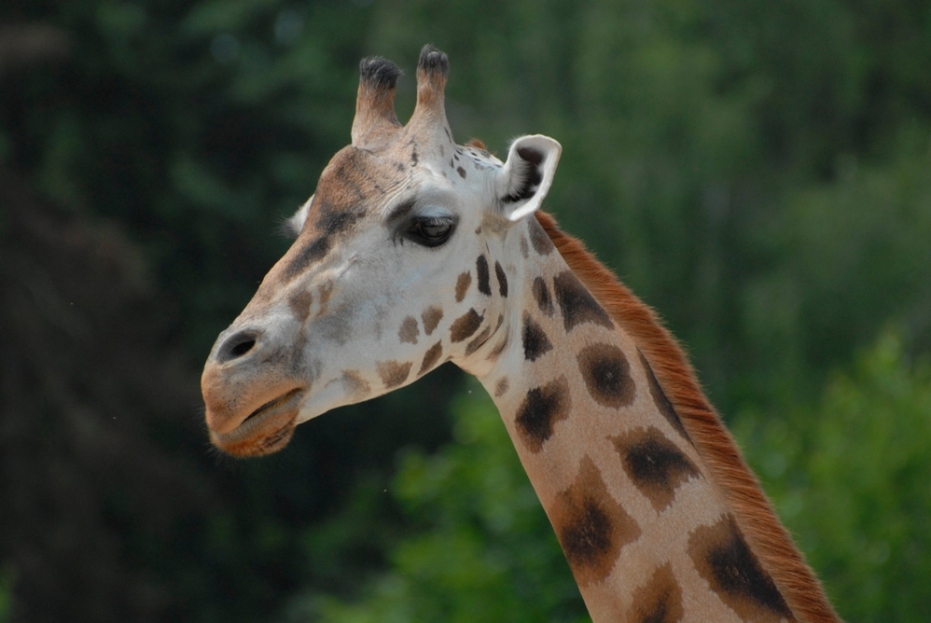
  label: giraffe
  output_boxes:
[201,46,841,623]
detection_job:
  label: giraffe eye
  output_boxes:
[403,216,457,248]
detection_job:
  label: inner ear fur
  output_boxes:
[497,135,562,222]
[283,195,313,238]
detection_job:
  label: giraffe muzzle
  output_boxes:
[206,387,305,457]
[202,323,307,456]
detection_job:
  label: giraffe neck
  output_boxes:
[468,216,806,623]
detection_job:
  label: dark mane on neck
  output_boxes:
[535,211,840,623]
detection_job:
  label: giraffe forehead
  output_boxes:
[312,146,409,215]
[277,147,426,283]
[312,142,497,222]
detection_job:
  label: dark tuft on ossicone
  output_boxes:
[418,44,449,76]
[359,57,402,89]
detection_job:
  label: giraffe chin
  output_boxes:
[209,388,305,457]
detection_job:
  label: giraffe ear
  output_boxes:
[283,195,313,239]
[496,135,562,222]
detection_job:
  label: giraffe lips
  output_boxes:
[210,388,305,457]
[243,388,304,424]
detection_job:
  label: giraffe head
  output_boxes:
[201,46,561,456]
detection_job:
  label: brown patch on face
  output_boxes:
[628,563,684,623]
[288,288,314,322]
[418,341,443,375]
[494,261,508,297]
[612,426,699,512]
[577,343,635,408]
[316,280,335,317]
[551,456,641,586]
[421,306,443,336]
[522,313,552,362]
[476,255,491,295]
[457,166,466,179]
[278,147,387,282]
[553,271,614,332]
[465,325,492,356]
[689,515,793,622]
[341,370,371,397]
[532,276,554,317]
[494,377,509,397]
[520,235,530,259]
[455,272,472,303]
[376,360,412,389]
[450,308,483,342]
[398,316,419,344]
[638,350,691,444]
[514,375,570,453]
[528,218,555,255]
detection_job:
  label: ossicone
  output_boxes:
[409,44,450,124]
[351,56,402,147]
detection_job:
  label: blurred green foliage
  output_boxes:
[0,569,10,623]
[738,332,931,622]
[1,0,930,621]
[309,386,586,623]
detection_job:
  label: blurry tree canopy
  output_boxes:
[738,332,931,622]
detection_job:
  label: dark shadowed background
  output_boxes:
[2,2,930,622]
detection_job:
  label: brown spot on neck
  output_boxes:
[689,515,794,622]
[476,255,491,296]
[528,217,555,255]
[418,341,443,375]
[553,271,613,332]
[421,306,443,335]
[612,426,699,512]
[532,276,554,317]
[450,308,483,342]
[521,313,552,362]
[638,350,691,444]
[577,343,635,408]
[455,271,471,303]
[341,370,371,398]
[398,316,419,344]
[376,360,412,389]
[494,261,508,297]
[551,456,641,586]
[628,563,684,623]
[519,234,530,259]
[494,376,509,397]
[514,375,570,453]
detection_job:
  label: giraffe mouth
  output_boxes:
[210,387,305,457]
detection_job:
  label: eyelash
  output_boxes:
[400,216,458,248]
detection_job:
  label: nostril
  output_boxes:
[217,330,259,363]
[230,339,255,357]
